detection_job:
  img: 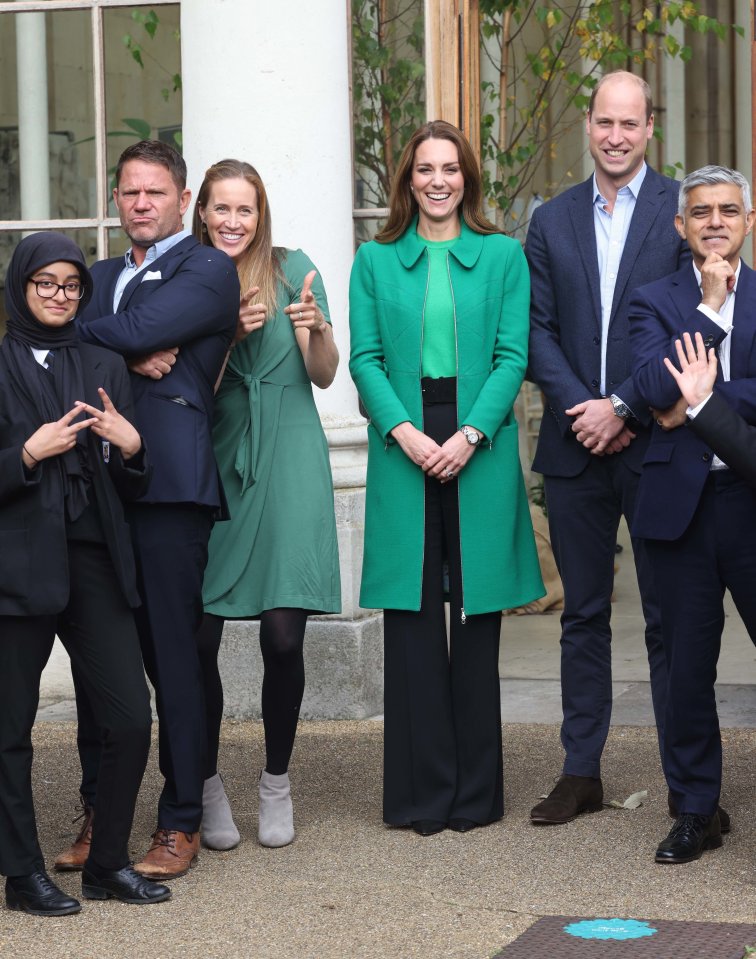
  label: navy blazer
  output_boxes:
[630,261,756,540]
[689,392,756,488]
[526,166,689,478]
[77,235,239,512]
[0,344,150,615]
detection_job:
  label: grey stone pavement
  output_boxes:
[6,523,755,959]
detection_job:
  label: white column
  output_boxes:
[15,11,50,219]
[181,0,379,719]
[662,21,686,176]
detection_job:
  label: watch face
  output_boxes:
[464,427,480,445]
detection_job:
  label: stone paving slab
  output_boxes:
[0,721,753,959]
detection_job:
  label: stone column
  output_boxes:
[181,0,381,718]
[15,10,50,219]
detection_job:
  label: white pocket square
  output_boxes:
[142,270,162,281]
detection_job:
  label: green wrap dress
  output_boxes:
[202,248,341,618]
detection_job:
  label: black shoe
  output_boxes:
[655,813,722,864]
[82,863,171,904]
[411,820,446,836]
[667,791,730,834]
[5,871,81,916]
[448,818,477,833]
[530,775,604,824]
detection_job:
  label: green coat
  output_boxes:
[349,218,545,615]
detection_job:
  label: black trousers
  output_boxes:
[74,503,214,833]
[646,471,756,816]
[383,400,503,826]
[0,541,151,876]
[544,455,666,778]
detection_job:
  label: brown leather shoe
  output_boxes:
[530,775,604,824]
[133,829,199,879]
[54,799,94,872]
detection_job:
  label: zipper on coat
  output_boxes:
[447,251,466,625]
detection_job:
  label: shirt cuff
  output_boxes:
[687,392,714,419]
[697,303,732,332]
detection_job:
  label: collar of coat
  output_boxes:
[395,215,485,270]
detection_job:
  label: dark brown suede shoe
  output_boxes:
[667,792,730,834]
[133,829,199,879]
[530,775,604,824]
[53,799,94,872]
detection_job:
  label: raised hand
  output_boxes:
[236,286,267,343]
[285,270,326,331]
[74,388,141,459]
[699,252,735,312]
[663,330,718,409]
[23,406,97,468]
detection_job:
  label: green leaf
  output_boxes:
[122,117,152,139]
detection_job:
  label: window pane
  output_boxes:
[351,0,425,210]
[354,217,386,247]
[0,10,96,220]
[104,4,182,203]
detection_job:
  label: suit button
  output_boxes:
[703,336,714,347]
[702,452,711,462]
[591,378,599,387]
[593,336,600,345]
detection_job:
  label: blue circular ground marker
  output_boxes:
[564,919,658,941]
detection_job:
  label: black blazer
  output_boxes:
[526,166,689,478]
[76,236,239,512]
[689,392,756,488]
[0,343,150,616]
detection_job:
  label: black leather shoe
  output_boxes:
[448,818,477,833]
[5,872,81,916]
[530,775,603,824]
[668,792,730,834]
[82,863,171,904]
[411,820,446,836]
[655,812,722,864]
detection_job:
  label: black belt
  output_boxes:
[421,376,456,405]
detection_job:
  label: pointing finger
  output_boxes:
[301,270,316,303]
[97,387,116,412]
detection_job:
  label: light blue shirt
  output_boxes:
[593,163,647,397]
[112,229,191,312]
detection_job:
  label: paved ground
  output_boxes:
[7,522,753,958]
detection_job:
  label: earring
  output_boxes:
[201,221,208,232]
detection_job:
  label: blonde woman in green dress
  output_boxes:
[191,159,341,850]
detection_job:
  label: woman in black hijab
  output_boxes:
[0,233,169,915]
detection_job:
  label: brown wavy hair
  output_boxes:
[375,121,498,244]
[191,158,284,312]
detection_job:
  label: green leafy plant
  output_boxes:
[123,9,182,105]
[479,0,744,227]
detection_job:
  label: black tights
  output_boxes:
[196,609,308,778]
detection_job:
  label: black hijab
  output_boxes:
[2,232,95,521]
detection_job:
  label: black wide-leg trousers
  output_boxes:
[383,400,503,826]
[0,541,151,876]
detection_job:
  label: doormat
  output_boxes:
[493,916,756,958]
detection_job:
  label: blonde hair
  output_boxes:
[192,158,284,312]
[376,121,499,244]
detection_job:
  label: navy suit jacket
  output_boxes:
[688,392,756,488]
[526,166,689,478]
[77,235,239,512]
[630,261,756,540]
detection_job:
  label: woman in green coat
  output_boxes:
[349,121,544,836]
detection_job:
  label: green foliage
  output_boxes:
[479,0,741,224]
[352,0,426,209]
[121,9,182,142]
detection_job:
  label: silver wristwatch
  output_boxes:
[461,425,481,446]
[609,394,632,420]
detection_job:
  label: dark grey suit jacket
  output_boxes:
[526,165,689,478]
[689,392,756,488]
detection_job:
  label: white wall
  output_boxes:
[181,0,361,428]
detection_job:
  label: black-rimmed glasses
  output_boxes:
[28,279,84,301]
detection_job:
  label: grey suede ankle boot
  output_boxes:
[201,773,240,850]
[258,771,294,847]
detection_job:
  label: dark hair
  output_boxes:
[375,120,498,244]
[191,158,283,312]
[115,139,187,191]
[587,70,653,123]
